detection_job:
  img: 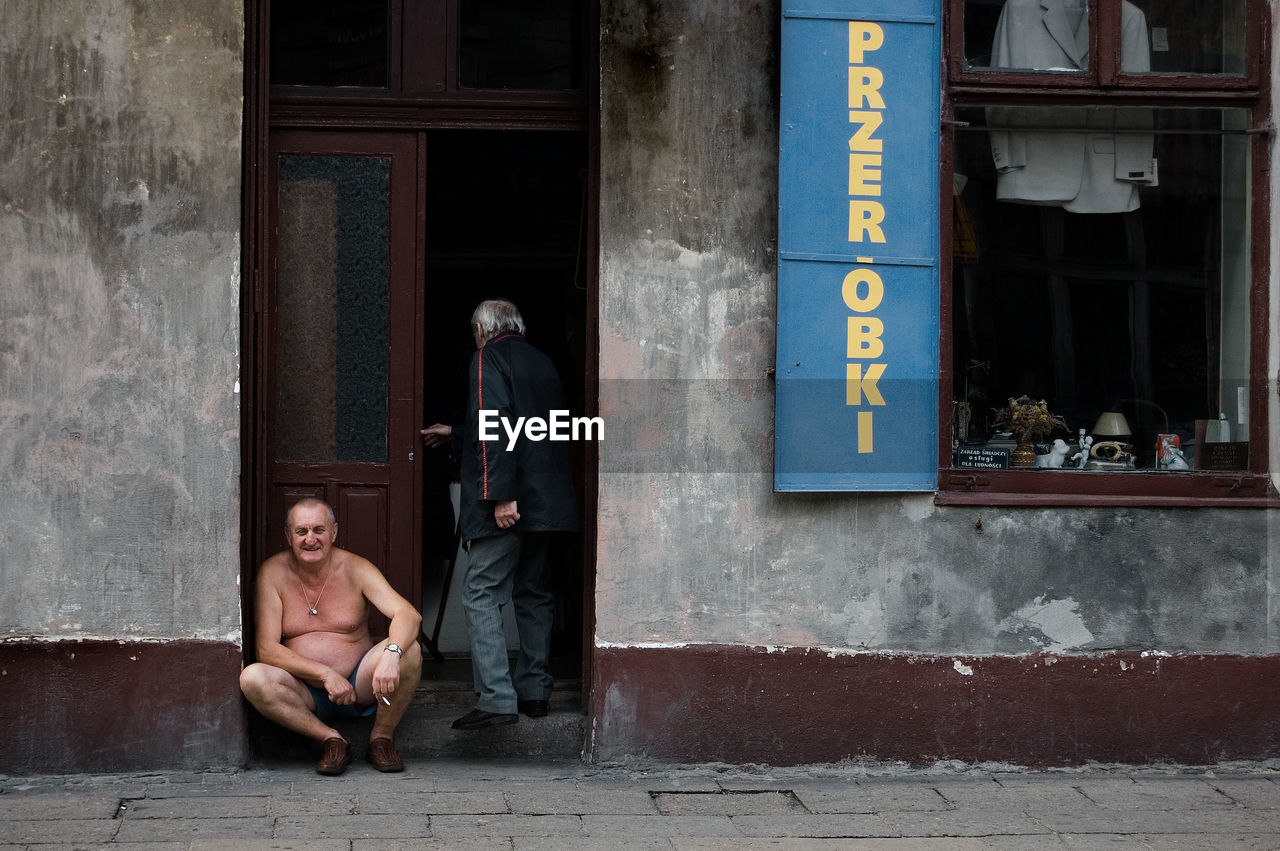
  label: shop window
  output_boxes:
[942,0,1272,503]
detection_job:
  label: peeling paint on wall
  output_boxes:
[997,597,1096,652]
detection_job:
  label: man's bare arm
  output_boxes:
[354,560,423,699]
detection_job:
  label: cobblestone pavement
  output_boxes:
[2,758,1279,849]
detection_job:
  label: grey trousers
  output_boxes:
[461,531,555,714]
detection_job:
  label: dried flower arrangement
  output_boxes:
[994,395,1067,443]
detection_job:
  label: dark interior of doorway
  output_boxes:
[419,129,588,682]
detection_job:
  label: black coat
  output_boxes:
[455,332,579,541]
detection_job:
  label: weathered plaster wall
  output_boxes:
[0,2,244,643]
[596,0,1280,659]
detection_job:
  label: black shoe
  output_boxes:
[451,708,518,730]
[517,699,549,718]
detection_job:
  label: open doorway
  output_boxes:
[418,129,589,683]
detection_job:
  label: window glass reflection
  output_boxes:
[1128,0,1247,74]
[459,0,582,90]
[965,0,1094,72]
[270,0,389,88]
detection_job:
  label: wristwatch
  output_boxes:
[385,643,403,657]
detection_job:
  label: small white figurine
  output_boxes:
[1160,436,1190,471]
[1068,435,1093,469]
[1034,438,1071,468]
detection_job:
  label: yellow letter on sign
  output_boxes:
[846,362,886,406]
[848,21,884,64]
[847,317,885,359]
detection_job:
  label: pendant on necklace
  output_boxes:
[309,607,318,616]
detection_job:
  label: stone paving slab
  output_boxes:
[672,841,992,850]
[931,778,1094,810]
[791,782,952,814]
[356,789,507,814]
[355,841,515,851]
[273,813,434,839]
[1004,836,1142,850]
[62,844,188,851]
[1122,834,1280,850]
[1032,804,1279,835]
[189,842,349,851]
[121,795,271,819]
[1210,778,1280,809]
[1076,777,1237,810]
[878,807,1051,837]
[136,779,300,798]
[3,817,120,844]
[431,812,585,838]
[112,815,276,842]
[516,839,674,851]
[0,792,123,820]
[629,776,727,794]
[983,837,1083,850]
[266,791,359,816]
[579,814,739,838]
[730,813,897,838]
[653,790,806,816]
[506,787,659,814]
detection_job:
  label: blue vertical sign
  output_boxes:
[776,1,940,491]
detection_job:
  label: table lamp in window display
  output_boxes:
[1085,411,1136,470]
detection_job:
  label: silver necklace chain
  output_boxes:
[295,563,334,616]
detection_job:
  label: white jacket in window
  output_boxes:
[988,0,1157,213]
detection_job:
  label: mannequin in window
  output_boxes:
[988,0,1157,214]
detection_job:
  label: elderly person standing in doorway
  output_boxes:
[421,299,578,729]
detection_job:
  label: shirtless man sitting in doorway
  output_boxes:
[239,497,423,775]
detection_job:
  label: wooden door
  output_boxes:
[260,130,421,614]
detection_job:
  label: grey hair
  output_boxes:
[471,299,526,337]
[286,497,336,531]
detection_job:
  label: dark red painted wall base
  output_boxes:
[0,639,247,774]
[591,645,1280,767]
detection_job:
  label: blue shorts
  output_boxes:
[307,669,376,720]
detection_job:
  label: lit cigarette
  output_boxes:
[380,695,391,706]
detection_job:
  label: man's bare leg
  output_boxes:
[353,639,423,743]
[239,662,343,742]
[348,640,422,771]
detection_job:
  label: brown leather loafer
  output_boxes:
[316,736,351,776]
[366,737,404,772]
